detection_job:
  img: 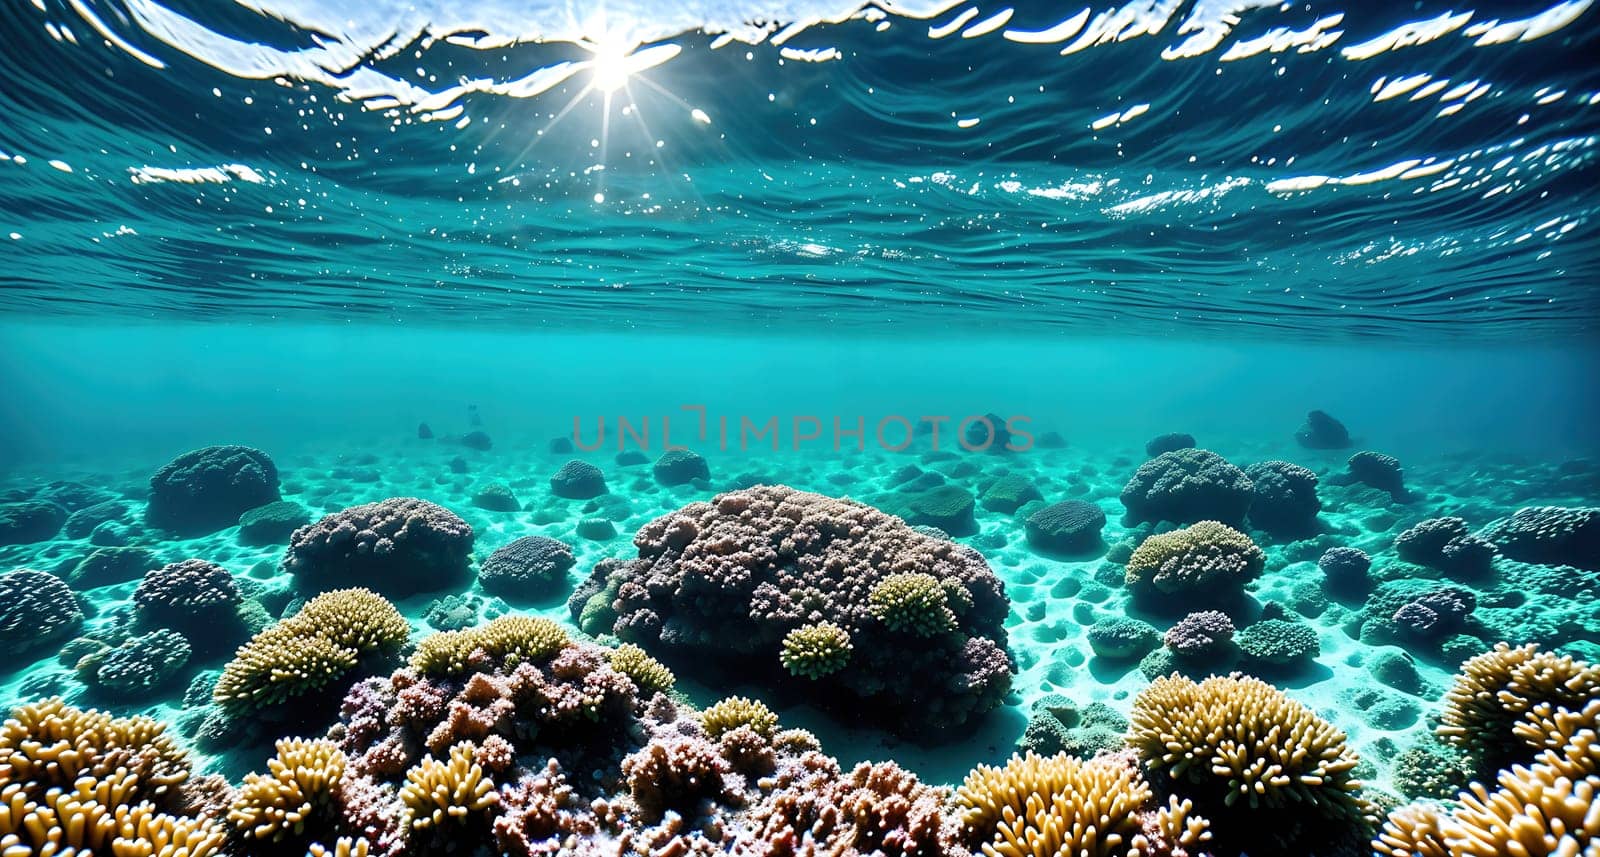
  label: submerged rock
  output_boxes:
[146,445,281,536]
[0,499,66,545]
[237,500,310,546]
[1296,409,1352,449]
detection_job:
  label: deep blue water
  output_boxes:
[0,0,1597,336]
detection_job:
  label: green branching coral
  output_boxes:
[1125,520,1265,600]
[1437,642,1600,777]
[701,696,779,740]
[214,588,408,714]
[609,643,675,695]
[868,572,956,636]
[409,614,571,676]
[779,621,853,679]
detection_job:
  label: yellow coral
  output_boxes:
[1514,698,1599,780]
[0,697,188,796]
[610,643,675,695]
[213,588,409,714]
[228,738,347,841]
[409,614,570,676]
[1373,803,1451,857]
[778,622,853,679]
[307,836,372,857]
[1438,643,1600,774]
[701,696,779,740]
[1449,763,1597,856]
[1124,520,1264,595]
[110,808,228,857]
[1129,673,1374,834]
[399,743,498,831]
[868,573,956,636]
[956,752,1210,857]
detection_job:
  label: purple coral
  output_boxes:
[1120,448,1255,527]
[1164,610,1236,658]
[283,497,474,596]
[570,485,1012,735]
[745,752,955,855]
[621,733,741,821]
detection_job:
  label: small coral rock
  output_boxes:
[237,500,310,546]
[1295,409,1352,449]
[478,535,576,600]
[653,449,710,485]
[549,460,607,499]
[283,497,474,596]
[1024,500,1107,555]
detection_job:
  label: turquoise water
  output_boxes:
[1,3,1599,857]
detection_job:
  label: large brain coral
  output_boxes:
[478,535,577,600]
[569,484,1013,735]
[1121,448,1255,527]
[283,497,474,596]
[1130,673,1376,855]
[146,444,280,536]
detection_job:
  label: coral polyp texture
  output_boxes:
[477,535,577,600]
[0,568,82,656]
[569,484,1013,735]
[283,497,474,596]
[0,697,226,857]
[146,444,281,536]
[1243,459,1321,537]
[1436,642,1600,777]
[1129,672,1375,855]
[214,587,409,716]
[779,620,853,678]
[956,750,1211,857]
[229,737,348,842]
[1120,448,1254,527]
[1124,520,1266,604]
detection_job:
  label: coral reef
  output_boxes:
[1145,431,1196,457]
[0,568,82,656]
[1330,451,1409,501]
[889,484,978,535]
[146,444,281,536]
[1317,545,1371,595]
[608,643,676,695]
[1124,520,1265,605]
[238,500,311,546]
[1479,505,1600,570]
[1243,460,1321,537]
[0,499,66,545]
[133,558,246,652]
[778,621,853,679]
[1129,673,1375,854]
[1236,618,1320,667]
[472,482,521,512]
[229,737,347,843]
[1120,448,1254,527]
[75,628,192,695]
[0,697,226,856]
[1436,642,1600,777]
[979,471,1042,514]
[1395,517,1496,578]
[653,449,709,485]
[550,460,608,499]
[1163,609,1235,659]
[1296,409,1352,449]
[214,588,409,717]
[571,485,1012,735]
[1023,499,1107,555]
[409,614,570,677]
[956,750,1211,857]
[283,498,474,596]
[1017,695,1129,759]
[701,695,779,739]
[478,535,577,600]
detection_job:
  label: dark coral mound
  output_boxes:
[237,499,310,546]
[1395,517,1496,578]
[1329,450,1409,501]
[1244,460,1321,537]
[549,460,607,499]
[570,485,1013,735]
[0,568,82,657]
[1120,448,1254,527]
[145,444,280,536]
[1144,431,1196,458]
[1480,505,1599,571]
[284,497,475,596]
[67,545,160,588]
[653,449,710,485]
[133,558,246,654]
[1317,546,1371,597]
[1295,409,1351,449]
[888,484,977,536]
[479,535,577,600]
[0,500,67,546]
[1024,500,1107,555]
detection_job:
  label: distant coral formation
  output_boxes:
[569,485,1013,735]
[1121,448,1254,526]
[146,444,281,536]
[283,497,474,596]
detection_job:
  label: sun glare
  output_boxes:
[590,39,631,94]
